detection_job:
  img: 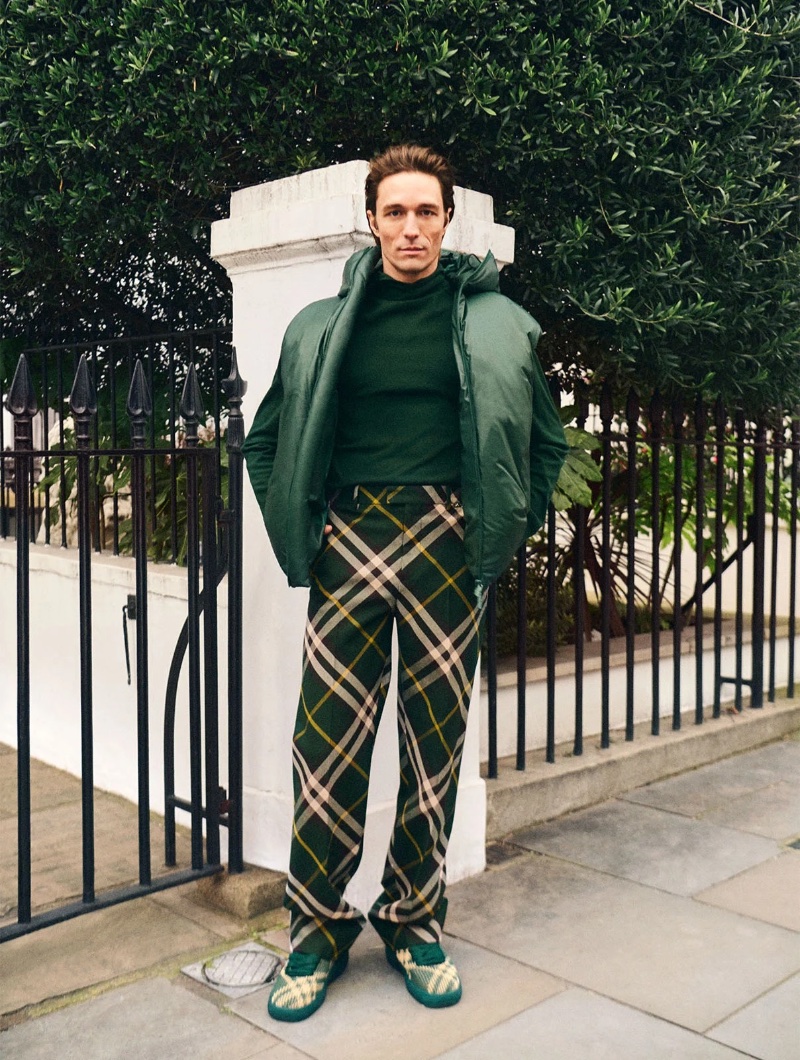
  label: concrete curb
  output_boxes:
[486,695,800,839]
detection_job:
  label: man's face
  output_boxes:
[367,171,451,283]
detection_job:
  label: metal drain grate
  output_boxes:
[183,942,283,997]
[203,948,280,988]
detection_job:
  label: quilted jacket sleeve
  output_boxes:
[241,360,284,515]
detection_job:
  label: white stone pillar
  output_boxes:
[211,161,515,912]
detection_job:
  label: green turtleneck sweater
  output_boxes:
[327,267,461,488]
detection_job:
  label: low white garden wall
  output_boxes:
[0,540,229,850]
[485,628,800,763]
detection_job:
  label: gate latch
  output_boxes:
[122,595,137,685]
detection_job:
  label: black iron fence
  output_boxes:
[485,386,799,777]
[1,328,231,559]
[4,332,799,927]
[0,329,246,942]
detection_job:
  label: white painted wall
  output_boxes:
[210,160,516,909]
[621,520,797,621]
[1,538,796,899]
[0,540,230,861]
[488,508,800,762]
[2,537,793,790]
[486,632,800,763]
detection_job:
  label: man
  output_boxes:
[243,144,567,1021]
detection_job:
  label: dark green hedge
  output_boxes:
[2,0,798,409]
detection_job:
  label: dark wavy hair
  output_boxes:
[365,144,456,223]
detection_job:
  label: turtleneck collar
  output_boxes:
[369,266,449,301]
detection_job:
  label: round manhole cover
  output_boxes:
[203,948,280,988]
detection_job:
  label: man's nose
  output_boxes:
[403,214,420,238]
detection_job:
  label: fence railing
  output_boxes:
[1,328,232,561]
[1,331,245,941]
[4,333,799,917]
[485,386,799,776]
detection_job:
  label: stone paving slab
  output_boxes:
[731,738,800,777]
[0,895,227,1017]
[0,749,83,821]
[701,780,800,841]
[255,1046,315,1060]
[260,921,291,955]
[696,851,800,932]
[446,851,800,1032]
[2,735,798,1058]
[623,739,800,817]
[707,972,800,1060]
[434,987,745,1059]
[0,977,279,1060]
[151,883,249,940]
[514,798,779,896]
[0,792,192,919]
[229,931,563,1060]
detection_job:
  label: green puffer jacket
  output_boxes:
[242,246,568,601]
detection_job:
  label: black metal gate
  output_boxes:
[0,331,246,942]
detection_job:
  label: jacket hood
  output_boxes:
[338,246,501,298]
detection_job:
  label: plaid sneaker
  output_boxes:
[385,942,462,1008]
[267,949,349,1022]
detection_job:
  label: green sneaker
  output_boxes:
[385,942,462,1008]
[267,949,349,1022]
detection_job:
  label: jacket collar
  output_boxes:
[439,249,501,295]
[337,247,500,298]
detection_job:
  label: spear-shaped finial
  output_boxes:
[126,358,153,446]
[626,386,639,425]
[180,363,205,444]
[221,346,247,402]
[5,353,38,418]
[69,355,97,445]
[649,390,665,434]
[6,353,38,451]
[68,354,97,417]
[222,347,248,450]
[600,380,614,426]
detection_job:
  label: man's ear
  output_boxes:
[366,210,380,240]
[443,208,452,229]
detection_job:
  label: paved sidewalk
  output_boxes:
[1,735,799,1059]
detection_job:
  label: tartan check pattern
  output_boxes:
[267,951,348,1021]
[387,942,462,1006]
[286,485,484,959]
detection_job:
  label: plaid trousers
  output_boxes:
[286,485,485,959]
